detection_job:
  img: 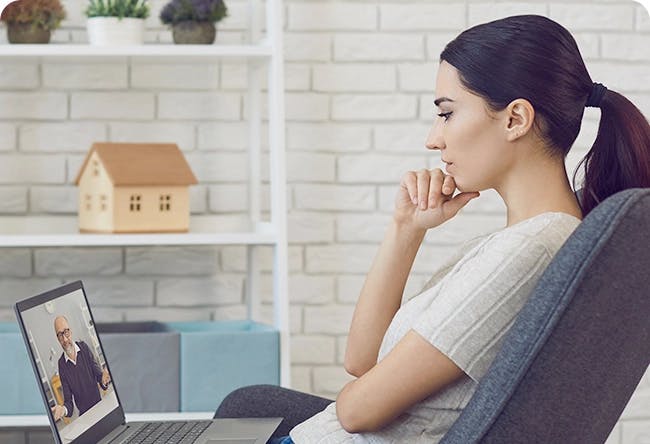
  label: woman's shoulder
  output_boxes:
[478,212,582,257]
[505,211,580,241]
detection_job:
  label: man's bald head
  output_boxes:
[54,316,69,333]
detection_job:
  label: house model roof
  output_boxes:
[74,142,198,186]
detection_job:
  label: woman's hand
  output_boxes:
[394,168,480,230]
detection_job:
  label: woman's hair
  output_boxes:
[440,14,650,216]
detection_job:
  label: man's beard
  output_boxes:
[64,343,74,358]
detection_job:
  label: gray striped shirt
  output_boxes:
[290,212,581,443]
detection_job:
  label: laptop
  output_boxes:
[14,280,282,444]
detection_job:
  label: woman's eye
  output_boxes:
[437,112,452,122]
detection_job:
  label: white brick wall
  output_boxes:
[71,92,155,119]
[0,93,67,119]
[332,94,417,120]
[294,184,375,211]
[157,92,240,120]
[0,123,16,151]
[35,247,122,276]
[337,154,427,182]
[156,276,244,306]
[287,123,371,151]
[468,2,547,26]
[130,64,220,90]
[0,64,39,89]
[0,155,66,184]
[30,186,77,213]
[0,187,27,213]
[549,3,636,31]
[20,122,107,152]
[380,4,466,31]
[110,122,195,149]
[43,63,128,89]
[0,1,647,440]
[284,33,332,62]
[314,64,396,92]
[334,33,424,61]
[288,3,377,31]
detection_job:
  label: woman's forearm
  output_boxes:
[343,220,426,377]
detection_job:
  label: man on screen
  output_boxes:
[50,316,111,421]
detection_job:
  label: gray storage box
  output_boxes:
[96,322,180,413]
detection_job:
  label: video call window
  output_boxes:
[21,289,118,443]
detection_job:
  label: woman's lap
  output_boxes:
[214,384,332,439]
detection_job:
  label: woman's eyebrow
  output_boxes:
[434,97,455,107]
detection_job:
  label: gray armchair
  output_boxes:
[216,188,650,443]
[440,187,650,443]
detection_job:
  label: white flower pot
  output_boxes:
[87,17,145,46]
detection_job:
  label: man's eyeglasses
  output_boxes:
[56,328,71,340]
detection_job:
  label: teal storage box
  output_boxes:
[0,323,45,414]
[167,321,280,412]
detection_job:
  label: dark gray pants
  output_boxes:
[214,384,333,438]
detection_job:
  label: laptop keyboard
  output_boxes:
[124,421,212,444]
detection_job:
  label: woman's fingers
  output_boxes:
[402,171,418,204]
[443,191,480,216]
[427,169,445,208]
[402,168,458,210]
[416,169,432,210]
[442,174,456,196]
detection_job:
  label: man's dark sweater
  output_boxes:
[57,340,106,417]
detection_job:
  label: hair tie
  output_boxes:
[586,82,607,108]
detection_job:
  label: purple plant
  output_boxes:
[159,0,227,25]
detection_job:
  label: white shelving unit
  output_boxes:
[0,43,273,59]
[0,0,290,421]
[0,216,277,246]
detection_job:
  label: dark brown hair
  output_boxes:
[441,15,650,215]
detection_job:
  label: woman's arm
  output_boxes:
[337,236,554,433]
[338,330,463,433]
[344,169,480,377]
[343,221,425,377]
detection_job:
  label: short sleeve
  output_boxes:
[412,234,552,382]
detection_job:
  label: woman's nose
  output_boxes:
[425,123,444,151]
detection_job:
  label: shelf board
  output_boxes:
[0,43,273,61]
[0,215,277,247]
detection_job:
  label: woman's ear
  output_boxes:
[504,98,535,142]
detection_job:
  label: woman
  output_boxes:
[216,14,650,444]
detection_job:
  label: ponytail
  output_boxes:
[574,89,650,215]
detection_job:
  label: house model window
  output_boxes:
[130,195,141,212]
[160,195,171,212]
[75,142,198,233]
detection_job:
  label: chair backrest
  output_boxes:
[440,188,650,444]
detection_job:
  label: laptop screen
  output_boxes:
[15,281,123,444]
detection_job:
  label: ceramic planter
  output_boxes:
[172,21,216,44]
[87,17,145,45]
[7,23,51,44]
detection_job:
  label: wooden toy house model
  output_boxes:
[74,143,198,233]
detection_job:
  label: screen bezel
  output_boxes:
[14,280,126,444]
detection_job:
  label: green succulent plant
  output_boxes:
[85,0,150,19]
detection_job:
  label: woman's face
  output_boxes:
[426,61,514,193]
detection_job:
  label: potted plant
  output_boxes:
[85,0,150,46]
[0,0,66,44]
[160,0,227,45]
